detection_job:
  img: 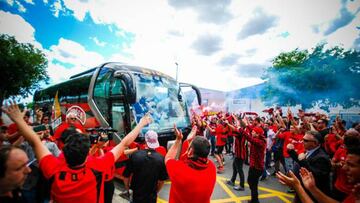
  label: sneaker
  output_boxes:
[217,166,224,174]
[233,186,245,191]
[226,180,235,186]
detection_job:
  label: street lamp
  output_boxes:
[175,62,179,82]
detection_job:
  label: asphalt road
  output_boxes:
[113,154,295,203]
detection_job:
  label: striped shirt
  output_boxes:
[233,127,248,160]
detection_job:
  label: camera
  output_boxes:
[86,127,117,145]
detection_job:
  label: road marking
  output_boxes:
[217,176,295,198]
[216,177,238,199]
[158,175,295,203]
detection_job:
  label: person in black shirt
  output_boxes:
[0,145,31,203]
[123,130,168,203]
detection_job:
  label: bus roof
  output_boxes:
[34,62,175,101]
[69,62,173,80]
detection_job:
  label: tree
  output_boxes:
[261,44,360,111]
[0,34,49,113]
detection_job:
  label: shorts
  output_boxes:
[215,146,225,155]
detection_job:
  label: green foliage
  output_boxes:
[0,34,49,105]
[272,48,308,68]
[262,44,360,110]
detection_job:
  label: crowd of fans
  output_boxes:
[0,102,360,203]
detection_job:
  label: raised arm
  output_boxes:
[276,171,314,203]
[111,113,152,160]
[165,124,183,163]
[300,168,339,203]
[2,102,51,160]
[187,126,197,142]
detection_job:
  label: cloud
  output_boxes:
[167,0,233,24]
[90,36,107,47]
[24,0,35,5]
[218,54,241,66]
[47,62,77,84]
[0,11,42,48]
[191,34,222,56]
[50,0,66,18]
[246,48,257,56]
[61,0,89,20]
[324,5,358,35]
[4,0,31,12]
[234,63,269,78]
[238,8,278,39]
[15,1,26,12]
[48,38,104,69]
[3,0,357,93]
[168,30,184,37]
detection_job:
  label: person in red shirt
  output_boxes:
[225,115,247,191]
[277,126,303,173]
[243,126,266,203]
[206,119,228,173]
[53,112,85,150]
[165,125,216,203]
[2,102,152,203]
[331,129,360,201]
[324,125,343,158]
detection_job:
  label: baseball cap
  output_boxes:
[145,130,159,149]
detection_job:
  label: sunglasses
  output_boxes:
[26,159,37,167]
[69,118,77,121]
[303,139,316,143]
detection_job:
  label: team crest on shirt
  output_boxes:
[66,106,86,125]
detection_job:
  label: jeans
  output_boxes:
[248,167,263,203]
[285,157,294,173]
[209,135,216,154]
[230,157,245,187]
[261,149,272,178]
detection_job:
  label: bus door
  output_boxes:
[109,77,133,142]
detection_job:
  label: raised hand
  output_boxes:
[287,143,295,150]
[276,171,300,188]
[173,124,183,141]
[139,112,152,127]
[300,167,316,190]
[2,101,24,123]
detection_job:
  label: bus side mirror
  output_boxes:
[179,83,202,105]
[114,71,137,104]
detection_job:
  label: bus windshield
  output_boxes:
[132,73,190,133]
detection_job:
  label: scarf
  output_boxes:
[184,156,209,170]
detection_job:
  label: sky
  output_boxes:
[0,0,359,92]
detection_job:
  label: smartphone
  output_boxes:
[33,125,47,132]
